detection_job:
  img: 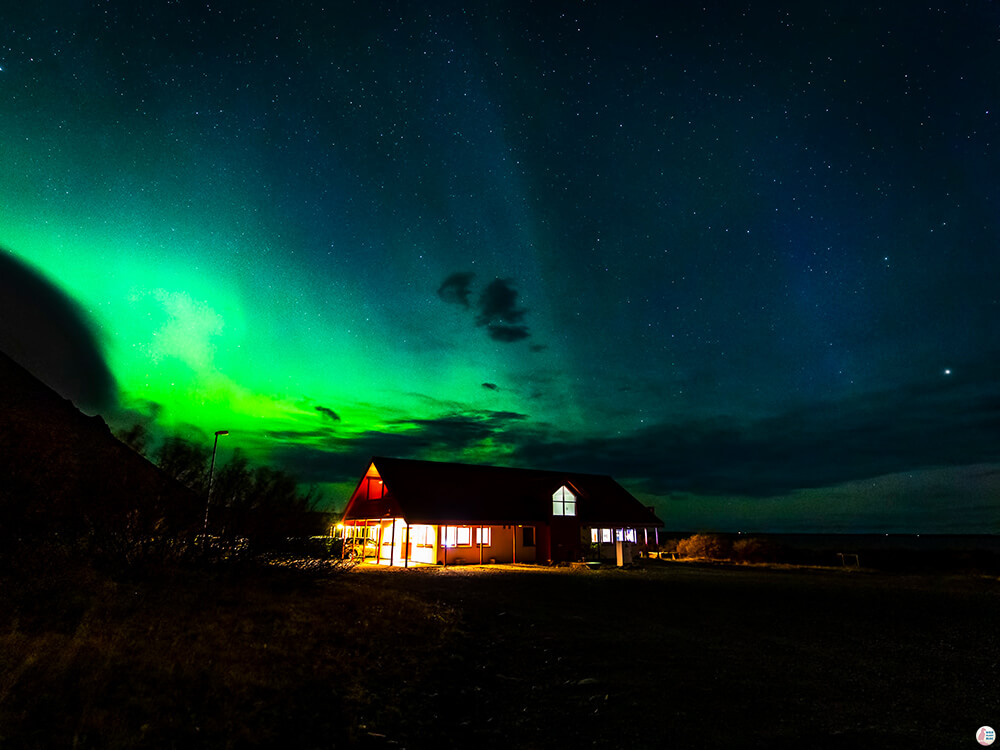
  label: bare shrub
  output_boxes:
[675,533,731,560]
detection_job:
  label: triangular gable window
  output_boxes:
[552,485,576,516]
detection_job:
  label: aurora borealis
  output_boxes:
[2,3,999,532]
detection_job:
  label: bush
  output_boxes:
[675,534,731,560]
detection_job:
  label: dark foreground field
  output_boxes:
[2,557,998,749]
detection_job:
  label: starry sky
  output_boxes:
[2,2,999,533]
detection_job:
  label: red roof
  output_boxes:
[343,456,662,527]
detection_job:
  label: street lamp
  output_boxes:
[202,430,229,536]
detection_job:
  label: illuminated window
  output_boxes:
[522,526,535,547]
[443,526,473,547]
[410,525,434,548]
[625,528,636,543]
[552,485,576,516]
[476,527,491,546]
[590,528,598,543]
[601,528,612,543]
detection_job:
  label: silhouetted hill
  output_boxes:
[0,349,199,551]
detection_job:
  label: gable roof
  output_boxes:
[343,456,662,527]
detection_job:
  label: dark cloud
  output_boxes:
[393,411,528,450]
[482,382,499,391]
[268,410,530,485]
[436,271,475,307]
[0,249,117,412]
[267,363,1000,529]
[475,278,527,328]
[267,443,369,485]
[315,405,341,422]
[437,273,534,344]
[486,324,530,342]
[504,364,1000,497]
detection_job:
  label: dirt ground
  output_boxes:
[348,561,1000,749]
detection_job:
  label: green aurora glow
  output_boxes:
[3,3,1000,530]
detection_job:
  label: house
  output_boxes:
[339,456,662,567]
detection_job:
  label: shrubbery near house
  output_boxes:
[675,533,731,560]
[667,534,777,563]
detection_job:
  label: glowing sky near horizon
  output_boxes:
[2,3,999,531]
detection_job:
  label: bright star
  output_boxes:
[943,368,952,376]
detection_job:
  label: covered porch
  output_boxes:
[340,519,539,567]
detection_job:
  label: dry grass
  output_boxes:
[0,556,457,749]
[2,556,998,748]
[345,563,1000,749]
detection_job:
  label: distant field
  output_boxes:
[657,532,1000,572]
[2,558,998,748]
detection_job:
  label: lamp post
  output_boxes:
[202,430,229,537]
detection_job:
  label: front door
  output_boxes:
[549,517,581,562]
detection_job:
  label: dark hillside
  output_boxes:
[0,350,199,554]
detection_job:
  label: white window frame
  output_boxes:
[552,485,577,516]
[410,525,435,548]
[443,526,473,547]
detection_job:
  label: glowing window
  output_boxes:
[601,528,612,543]
[590,528,598,543]
[476,527,491,546]
[410,525,434,548]
[443,526,473,547]
[552,485,576,516]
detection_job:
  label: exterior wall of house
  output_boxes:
[435,524,537,565]
[341,520,539,565]
[585,527,656,564]
[549,516,582,562]
[591,539,634,564]
[344,519,658,566]
[345,519,437,566]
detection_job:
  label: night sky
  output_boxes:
[3,2,999,532]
